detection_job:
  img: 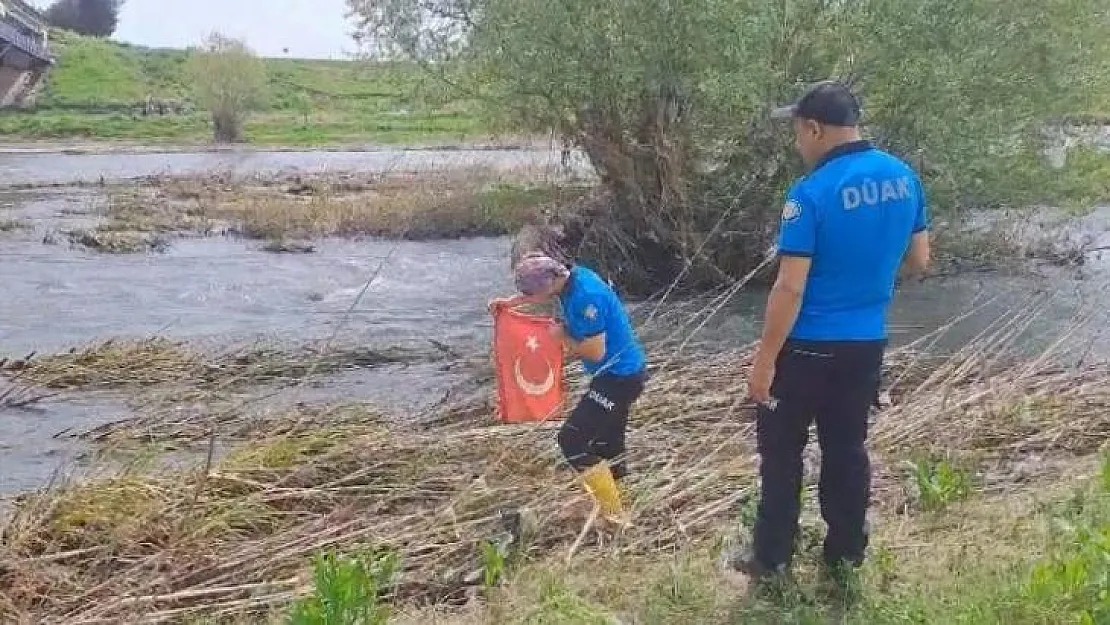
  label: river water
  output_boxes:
[1,146,1108,497]
[0,147,592,187]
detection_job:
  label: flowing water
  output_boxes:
[1,146,1108,497]
[0,146,592,186]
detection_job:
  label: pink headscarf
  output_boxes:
[514,253,570,296]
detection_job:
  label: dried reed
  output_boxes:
[2,302,1107,623]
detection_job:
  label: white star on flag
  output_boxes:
[525,335,540,352]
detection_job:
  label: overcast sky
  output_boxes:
[29,0,358,59]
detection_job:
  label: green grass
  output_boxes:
[222,432,347,471]
[0,111,205,142]
[0,109,484,147]
[910,457,974,512]
[0,31,489,147]
[1031,148,1110,213]
[37,34,176,107]
[398,454,1110,625]
[288,548,401,625]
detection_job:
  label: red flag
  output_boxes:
[492,307,565,424]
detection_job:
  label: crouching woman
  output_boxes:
[490,254,648,522]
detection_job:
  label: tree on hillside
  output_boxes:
[349,0,1110,294]
[45,0,124,37]
[293,91,314,127]
[186,33,268,143]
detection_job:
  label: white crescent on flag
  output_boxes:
[513,333,555,396]
[513,357,555,396]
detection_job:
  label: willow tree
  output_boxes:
[187,34,268,144]
[350,0,1110,294]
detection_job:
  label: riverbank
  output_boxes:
[0,136,552,156]
[0,109,493,149]
[1,314,1108,622]
[0,31,495,149]
[414,454,1109,625]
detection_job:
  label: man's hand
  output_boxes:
[748,256,808,408]
[901,231,930,281]
[748,352,775,406]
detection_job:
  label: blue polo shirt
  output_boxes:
[778,141,929,341]
[560,266,647,376]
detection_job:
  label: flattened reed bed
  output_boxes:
[3,321,1110,623]
[0,338,449,393]
[0,380,52,410]
[27,337,934,448]
[99,166,590,244]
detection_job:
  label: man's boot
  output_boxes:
[721,547,792,600]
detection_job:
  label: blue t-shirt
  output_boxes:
[560,266,647,376]
[777,141,929,342]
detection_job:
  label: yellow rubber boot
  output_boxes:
[581,461,626,524]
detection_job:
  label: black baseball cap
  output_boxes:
[771,80,861,127]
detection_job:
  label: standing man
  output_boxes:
[491,254,648,524]
[734,81,931,587]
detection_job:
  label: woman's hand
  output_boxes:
[549,323,572,357]
[488,297,515,315]
[489,293,550,315]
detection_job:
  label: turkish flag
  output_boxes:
[492,307,565,424]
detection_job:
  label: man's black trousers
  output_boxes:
[753,339,884,572]
[558,372,646,478]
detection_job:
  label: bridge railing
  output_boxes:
[0,19,51,64]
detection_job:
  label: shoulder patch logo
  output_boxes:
[782,199,802,223]
[583,304,599,321]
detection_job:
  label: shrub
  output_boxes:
[187,34,268,143]
[351,0,1110,294]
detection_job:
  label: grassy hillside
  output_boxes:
[0,31,490,147]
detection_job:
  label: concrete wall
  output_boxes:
[0,64,35,107]
[17,66,44,106]
[0,64,22,105]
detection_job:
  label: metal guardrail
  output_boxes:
[0,19,51,63]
